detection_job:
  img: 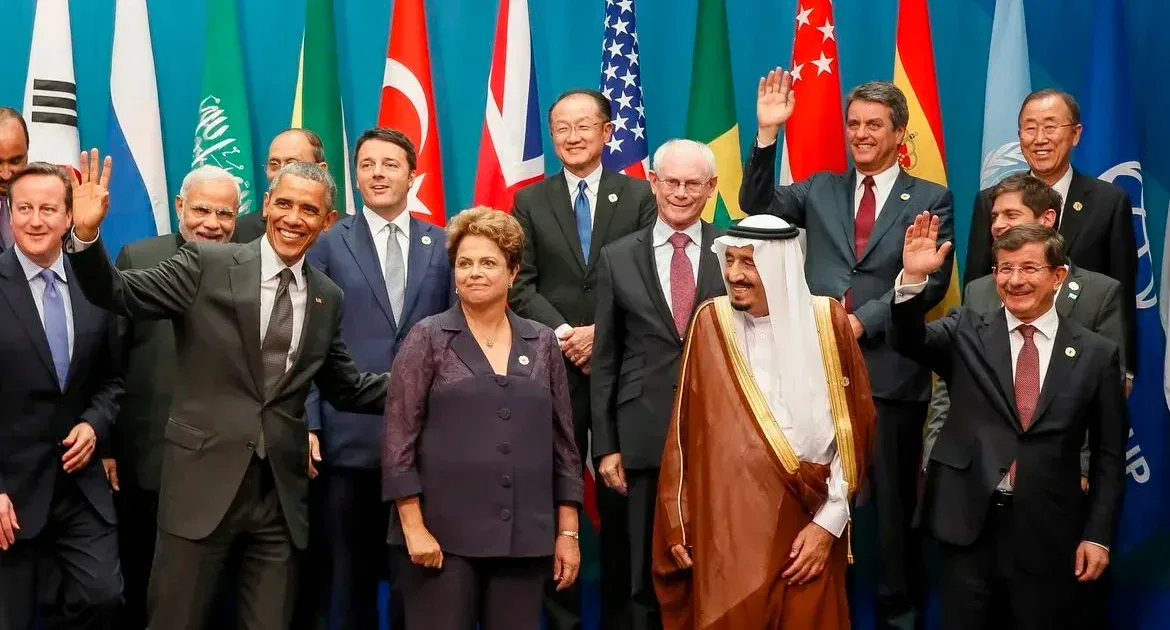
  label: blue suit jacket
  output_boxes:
[306,212,453,468]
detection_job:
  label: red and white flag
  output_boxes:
[22,0,80,174]
[379,0,447,225]
[779,1,846,184]
[472,0,544,212]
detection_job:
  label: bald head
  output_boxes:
[265,129,326,183]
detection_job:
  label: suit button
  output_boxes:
[495,376,508,387]
[851,269,859,275]
[247,442,256,450]
[498,443,511,455]
[501,509,512,521]
[501,475,512,488]
[999,468,1008,475]
[673,384,679,391]
[498,408,511,420]
[584,283,593,291]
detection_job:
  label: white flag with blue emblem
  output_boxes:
[979,0,1031,188]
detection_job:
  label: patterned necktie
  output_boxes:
[575,180,592,262]
[40,269,70,388]
[667,232,696,337]
[259,268,295,458]
[846,175,877,312]
[384,224,406,323]
[0,196,14,249]
[1009,324,1040,486]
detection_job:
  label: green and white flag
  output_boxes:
[191,0,257,219]
[686,0,745,229]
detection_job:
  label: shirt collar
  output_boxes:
[14,244,67,283]
[259,235,305,289]
[1032,166,1074,205]
[564,164,603,195]
[855,162,902,192]
[1004,301,1059,341]
[652,217,704,247]
[363,206,412,237]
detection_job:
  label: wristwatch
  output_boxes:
[558,530,579,540]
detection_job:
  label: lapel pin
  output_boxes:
[608,193,618,203]
[1068,293,1079,300]
[1065,346,1076,357]
[1068,281,1080,291]
[900,192,911,201]
[314,297,323,304]
[421,235,432,245]
[518,355,530,366]
[1073,201,1083,212]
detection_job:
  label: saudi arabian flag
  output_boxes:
[686,0,745,229]
[191,0,257,219]
[291,0,353,214]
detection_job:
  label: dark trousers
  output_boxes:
[939,493,1077,630]
[402,553,548,630]
[323,466,404,630]
[626,469,661,630]
[112,484,158,630]
[871,397,928,630]
[147,456,296,630]
[291,475,329,630]
[0,478,121,630]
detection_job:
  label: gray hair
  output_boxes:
[270,161,337,212]
[846,81,910,130]
[179,165,241,204]
[652,139,717,178]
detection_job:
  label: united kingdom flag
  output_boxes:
[599,0,649,179]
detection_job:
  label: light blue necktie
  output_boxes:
[574,180,592,262]
[40,269,70,388]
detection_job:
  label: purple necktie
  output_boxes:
[0,196,14,248]
[668,232,696,337]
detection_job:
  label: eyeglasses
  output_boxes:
[992,264,1056,277]
[657,178,711,194]
[187,204,237,220]
[1018,123,1076,140]
[551,122,604,139]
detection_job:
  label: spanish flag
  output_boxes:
[893,0,959,319]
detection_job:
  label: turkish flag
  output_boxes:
[379,0,447,225]
[779,0,847,184]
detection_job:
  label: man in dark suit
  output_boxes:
[99,164,241,629]
[0,162,123,629]
[591,139,725,630]
[235,128,329,244]
[305,127,451,629]
[510,88,657,629]
[65,152,387,630]
[964,89,1137,385]
[741,70,954,628]
[0,107,30,251]
[890,216,1126,629]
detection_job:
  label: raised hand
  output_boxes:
[757,67,796,144]
[72,148,112,242]
[901,211,953,284]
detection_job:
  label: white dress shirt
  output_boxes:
[1035,166,1074,224]
[853,162,902,221]
[651,218,702,320]
[364,206,411,279]
[15,246,74,357]
[564,164,603,223]
[258,237,308,371]
[735,313,851,537]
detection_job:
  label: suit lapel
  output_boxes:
[1055,265,1081,318]
[1032,317,1081,426]
[342,214,395,327]
[977,309,1022,429]
[589,170,621,264]
[279,266,326,395]
[441,307,495,376]
[506,311,539,379]
[0,250,56,378]
[635,228,678,341]
[400,218,439,327]
[63,260,100,388]
[1057,170,1090,252]
[549,173,587,272]
[860,170,913,261]
[837,171,857,259]
[228,242,266,398]
[695,222,724,303]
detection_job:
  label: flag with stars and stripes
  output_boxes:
[599,0,648,179]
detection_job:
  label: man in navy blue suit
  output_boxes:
[306,127,452,629]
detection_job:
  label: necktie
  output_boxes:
[259,268,295,458]
[1009,324,1040,486]
[575,180,592,262]
[846,176,877,312]
[0,197,14,249]
[40,269,70,388]
[384,224,406,323]
[668,233,697,337]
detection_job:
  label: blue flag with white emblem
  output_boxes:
[1075,0,1170,625]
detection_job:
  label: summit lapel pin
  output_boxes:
[900,192,911,201]
[314,297,323,304]
[1065,346,1076,358]
[421,235,432,245]
[1073,201,1083,212]
[608,193,618,203]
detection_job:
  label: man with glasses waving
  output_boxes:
[964,89,1137,388]
[510,88,656,630]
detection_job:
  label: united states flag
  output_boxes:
[599,0,648,179]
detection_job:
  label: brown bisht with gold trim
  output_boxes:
[653,296,876,629]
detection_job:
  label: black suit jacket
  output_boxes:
[964,169,1137,374]
[591,222,725,469]
[740,142,955,401]
[889,290,1127,574]
[233,211,267,244]
[109,233,185,491]
[0,249,123,538]
[66,236,387,548]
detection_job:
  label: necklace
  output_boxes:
[486,338,496,348]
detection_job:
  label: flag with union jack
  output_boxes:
[599,0,648,179]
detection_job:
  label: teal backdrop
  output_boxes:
[0,0,1166,279]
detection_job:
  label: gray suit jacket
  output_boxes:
[924,264,1126,472]
[740,142,955,401]
[67,236,387,548]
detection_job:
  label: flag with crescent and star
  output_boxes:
[599,0,648,180]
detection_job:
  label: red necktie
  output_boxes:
[845,176,877,312]
[1009,324,1040,486]
[668,232,696,337]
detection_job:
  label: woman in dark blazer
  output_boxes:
[383,207,584,630]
